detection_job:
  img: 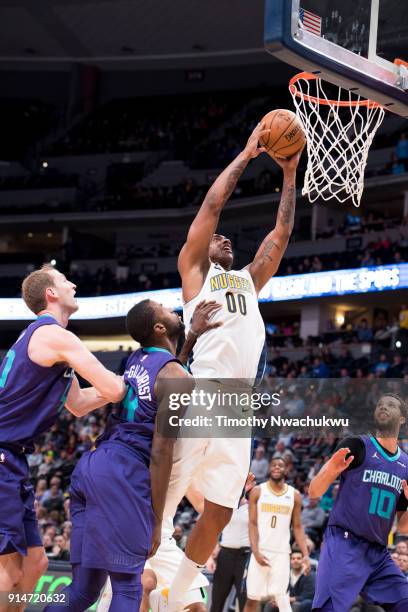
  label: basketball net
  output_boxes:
[289,72,385,207]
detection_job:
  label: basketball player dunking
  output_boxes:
[311,394,408,612]
[244,457,310,612]
[151,122,304,612]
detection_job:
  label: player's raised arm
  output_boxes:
[178,123,268,299]
[149,360,192,557]
[247,148,303,294]
[29,325,125,403]
[309,448,355,498]
[291,490,311,574]
[248,485,270,567]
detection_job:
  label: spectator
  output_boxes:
[301,498,326,541]
[62,520,72,545]
[302,482,312,510]
[273,440,294,462]
[360,250,374,266]
[391,552,400,566]
[35,478,48,502]
[395,541,408,556]
[389,152,406,175]
[307,458,324,482]
[387,354,404,378]
[320,484,339,513]
[336,347,353,373]
[41,480,64,513]
[373,353,390,376]
[37,450,56,478]
[250,446,269,482]
[286,391,305,417]
[356,318,373,342]
[27,444,44,472]
[43,534,54,556]
[41,476,63,504]
[289,550,316,612]
[398,553,408,577]
[311,358,329,378]
[173,524,187,551]
[397,133,408,162]
[52,534,70,561]
[399,305,408,340]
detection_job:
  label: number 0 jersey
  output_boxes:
[183,262,265,380]
[256,481,295,554]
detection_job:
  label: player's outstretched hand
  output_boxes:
[328,447,354,475]
[254,551,270,567]
[243,122,270,159]
[269,143,305,173]
[402,480,408,500]
[191,300,223,336]
[302,556,311,575]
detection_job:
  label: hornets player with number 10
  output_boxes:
[310,394,408,612]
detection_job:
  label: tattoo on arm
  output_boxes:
[258,238,280,264]
[222,160,248,201]
[277,183,296,231]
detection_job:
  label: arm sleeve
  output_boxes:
[334,436,366,470]
[397,491,408,512]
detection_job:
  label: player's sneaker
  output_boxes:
[149,588,188,612]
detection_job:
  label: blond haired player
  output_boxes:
[0,265,125,610]
[151,123,304,612]
[244,457,310,612]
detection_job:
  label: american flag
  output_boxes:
[299,7,322,36]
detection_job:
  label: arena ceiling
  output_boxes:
[0,0,270,69]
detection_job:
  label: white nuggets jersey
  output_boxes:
[183,262,265,379]
[257,482,295,555]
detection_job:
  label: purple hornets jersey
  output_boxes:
[98,347,179,465]
[0,315,73,452]
[328,435,408,545]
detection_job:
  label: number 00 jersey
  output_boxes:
[256,481,295,555]
[183,262,265,380]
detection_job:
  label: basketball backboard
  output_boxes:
[264,0,408,117]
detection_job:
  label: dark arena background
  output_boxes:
[0,1,407,610]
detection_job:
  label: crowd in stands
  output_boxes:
[0,215,406,298]
[282,227,408,276]
[47,92,244,158]
[0,89,406,219]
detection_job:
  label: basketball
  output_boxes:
[259,108,306,158]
